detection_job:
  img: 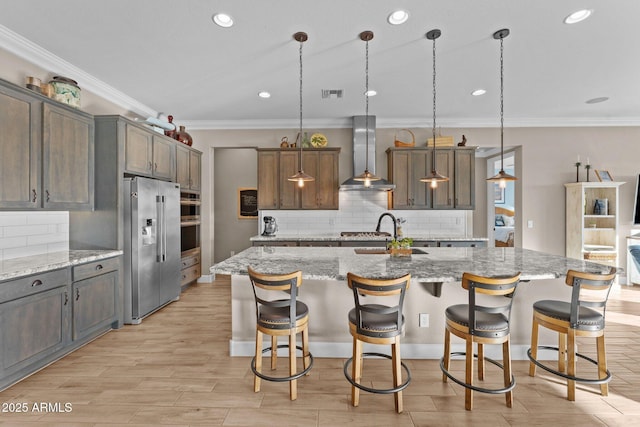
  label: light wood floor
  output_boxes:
[1,276,639,426]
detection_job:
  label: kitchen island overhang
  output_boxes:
[212,246,619,360]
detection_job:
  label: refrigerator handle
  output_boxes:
[156,195,165,262]
[162,195,168,262]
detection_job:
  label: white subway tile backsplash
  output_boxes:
[0,212,69,261]
[260,193,469,237]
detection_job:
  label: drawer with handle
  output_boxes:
[0,268,70,303]
[180,264,201,287]
[72,257,120,282]
[181,253,200,269]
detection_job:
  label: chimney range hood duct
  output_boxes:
[340,116,395,191]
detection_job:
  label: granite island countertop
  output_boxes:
[250,233,489,243]
[0,250,123,282]
[212,246,616,283]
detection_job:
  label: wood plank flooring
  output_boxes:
[1,276,639,426]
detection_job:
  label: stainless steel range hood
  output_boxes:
[340,115,395,191]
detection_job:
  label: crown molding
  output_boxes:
[183,115,640,130]
[3,25,638,131]
[0,24,157,118]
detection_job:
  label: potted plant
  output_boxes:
[388,237,413,257]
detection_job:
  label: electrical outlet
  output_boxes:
[419,313,429,327]
[230,250,235,257]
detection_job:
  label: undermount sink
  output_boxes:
[354,248,428,255]
[340,231,392,237]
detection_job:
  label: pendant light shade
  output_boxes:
[352,30,381,187]
[487,28,517,189]
[288,31,314,188]
[420,29,449,188]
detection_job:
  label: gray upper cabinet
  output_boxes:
[453,149,475,209]
[124,123,175,180]
[257,148,340,210]
[0,82,40,209]
[43,103,94,210]
[124,124,153,175]
[152,135,174,180]
[387,147,475,210]
[0,79,94,210]
[176,144,202,192]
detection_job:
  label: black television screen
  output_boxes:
[634,174,640,224]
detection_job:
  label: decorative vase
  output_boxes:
[49,76,81,108]
[175,125,193,146]
[164,115,177,138]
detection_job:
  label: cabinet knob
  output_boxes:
[31,279,43,287]
[154,162,158,171]
[32,189,37,202]
[75,288,80,301]
[148,161,153,170]
[46,190,50,202]
[64,291,69,306]
[95,264,103,270]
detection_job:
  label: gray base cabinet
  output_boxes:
[0,256,120,391]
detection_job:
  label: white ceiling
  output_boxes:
[1,0,639,129]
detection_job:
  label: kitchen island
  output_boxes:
[212,246,618,360]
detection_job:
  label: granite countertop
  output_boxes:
[0,250,123,282]
[250,234,489,242]
[212,246,616,283]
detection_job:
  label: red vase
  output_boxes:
[175,125,193,146]
[164,115,177,138]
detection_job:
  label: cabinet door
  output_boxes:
[279,151,300,209]
[0,84,40,208]
[300,151,319,209]
[42,103,94,210]
[189,150,201,191]
[152,135,174,179]
[257,151,279,209]
[301,150,339,209]
[454,149,475,209]
[72,271,118,342]
[389,150,411,209]
[409,151,429,208]
[124,124,153,175]
[316,150,339,209]
[432,149,454,209]
[175,145,190,188]
[0,286,69,377]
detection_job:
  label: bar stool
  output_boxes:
[441,271,521,410]
[248,266,313,400]
[343,272,411,413]
[528,268,617,401]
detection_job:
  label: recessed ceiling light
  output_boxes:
[212,13,234,28]
[258,91,271,99]
[471,89,487,96]
[586,97,609,104]
[365,90,377,97]
[564,9,593,24]
[387,10,409,25]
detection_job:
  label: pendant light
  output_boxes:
[288,31,315,188]
[420,29,449,189]
[487,28,517,189]
[353,30,381,188]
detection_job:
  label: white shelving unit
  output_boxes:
[565,181,624,267]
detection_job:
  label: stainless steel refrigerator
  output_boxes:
[123,177,180,324]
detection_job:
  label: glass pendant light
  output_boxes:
[353,30,381,188]
[487,28,517,189]
[288,31,315,188]
[420,29,449,189]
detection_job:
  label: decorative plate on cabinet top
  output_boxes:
[310,133,328,147]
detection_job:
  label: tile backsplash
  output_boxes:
[260,192,470,237]
[0,212,69,261]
